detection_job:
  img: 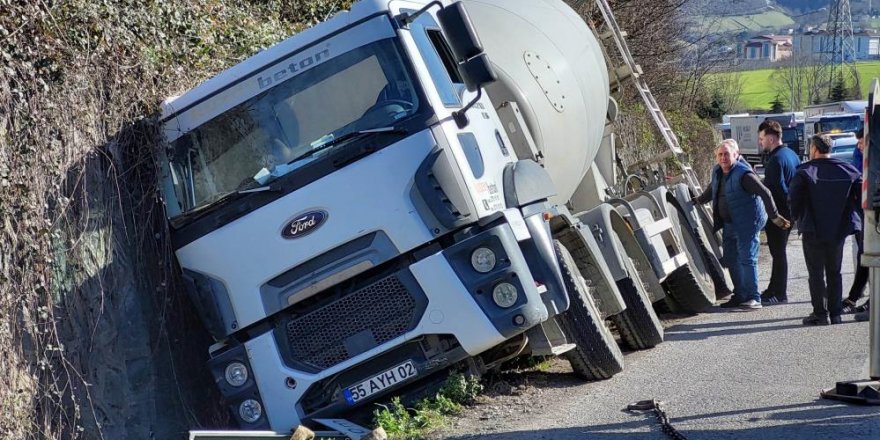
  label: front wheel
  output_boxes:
[554,241,624,380]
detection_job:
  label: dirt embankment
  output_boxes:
[0,2,349,439]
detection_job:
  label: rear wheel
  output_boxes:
[554,241,624,380]
[664,203,716,313]
[611,236,664,350]
[661,263,712,314]
[692,205,732,297]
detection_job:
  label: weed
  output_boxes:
[374,373,483,439]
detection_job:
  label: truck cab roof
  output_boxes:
[160,0,389,122]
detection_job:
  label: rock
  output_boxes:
[360,427,388,440]
[290,425,315,440]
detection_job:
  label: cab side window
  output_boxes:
[410,13,464,107]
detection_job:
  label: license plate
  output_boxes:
[343,360,418,405]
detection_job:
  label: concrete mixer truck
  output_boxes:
[157,0,723,434]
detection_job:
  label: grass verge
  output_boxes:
[374,373,483,440]
[709,61,880,111]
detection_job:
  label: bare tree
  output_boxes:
[772,53,829,110]
[702,70,746,114]
[677,15,740,112]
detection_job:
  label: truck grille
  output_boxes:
[281,273,419,371]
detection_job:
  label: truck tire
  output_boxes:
[695,222,732,298]
[554,241,624,380]
[661,263,713,314]
[665,204,715,313]
[611,252,664,350]
[681,202,732,297]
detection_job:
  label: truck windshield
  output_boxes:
[817,116,861,133]
[164,38,421,217]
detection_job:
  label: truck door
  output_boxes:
[393,1,516,217]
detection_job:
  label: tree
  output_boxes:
[696,71,745,119]
[772,53,827,111]
[770,94,785,113]
[830,76,849,102]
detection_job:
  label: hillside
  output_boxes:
[0,1,352,439]
[685,0,876,34]
[686,0,873,16]
[691,10,794,33]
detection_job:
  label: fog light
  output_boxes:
[471,247,496,273]
[492,282,518,308]
[239,399,263,423]
[225,362,248,387]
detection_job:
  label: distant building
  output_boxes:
[737,35,793,62]
[793,29,880,60]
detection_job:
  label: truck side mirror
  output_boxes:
[437,2,497,91]
[437,2,484,64]
[458,53,497,92]
[437,2,497,127]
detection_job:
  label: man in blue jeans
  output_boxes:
[694,140,790,309]
[789,134,862,325]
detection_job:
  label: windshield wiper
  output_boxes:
[237,183,284,194]
[294,126,407,163]
[174,183,283,225]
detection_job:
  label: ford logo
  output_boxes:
[282,210,328,239]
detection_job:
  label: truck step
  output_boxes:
[550,343,577,355]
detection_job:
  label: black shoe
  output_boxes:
[716,290,734,302]
[721,297,748,308]
[761,296,788,305]
[842,299,858,314]
[830,316,842,325]
[803,313,830,326]
[855,302,870,322]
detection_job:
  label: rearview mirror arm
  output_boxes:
[452,88,483,129]
[395,1,444,28]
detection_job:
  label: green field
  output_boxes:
[712,61,880,111]
[692,11,794,33]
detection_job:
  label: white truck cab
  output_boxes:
[159,0,710,434]
[159,0,577,431]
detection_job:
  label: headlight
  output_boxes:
[239,399,263,423]
[225,362,248,387]
[492,282,518,308]
[471,247,496,273]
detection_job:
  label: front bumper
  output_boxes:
[221,220,552,432]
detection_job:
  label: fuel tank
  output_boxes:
[463,0,610,203]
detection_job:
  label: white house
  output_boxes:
[793,29,880,60]
[737,35,793,62]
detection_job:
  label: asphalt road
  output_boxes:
[432,234,880,439]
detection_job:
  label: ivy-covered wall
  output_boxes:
[0,1,350,439]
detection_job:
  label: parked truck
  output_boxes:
[158,0,723,435]
[804,112,864,140]
[729,112,803,164]
[804,100,867,118]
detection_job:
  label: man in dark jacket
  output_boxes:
[843,128,870,316]
[789,134,863,325]
[758,120,801,304]
[694,140,790,309]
